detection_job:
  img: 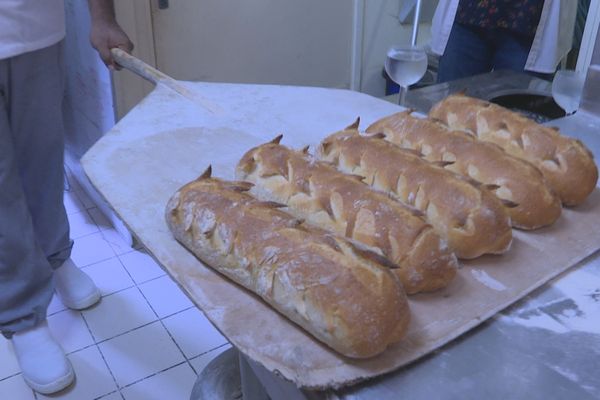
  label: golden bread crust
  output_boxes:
[429,94,598,206]
[236,142,458,294]
[165,175,410,358]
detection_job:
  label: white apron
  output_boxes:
[0,0,65,60]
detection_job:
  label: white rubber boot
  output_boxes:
[55,259,101,310]
[12,321,74,394]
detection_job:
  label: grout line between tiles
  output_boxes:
[45,304,199,357]
[187,343,232,376]
[93,389,119,400]
[0,371,21,383]
[134,282,191,367]
[64,173,127,398]
[93,342,122,393]
[186,359,199,377]
[188,342,231,362]
[63,172,212,397]
[114,260,167,286]
[79,307,123,394]
[83,317,158,346]
[118,360,189,390]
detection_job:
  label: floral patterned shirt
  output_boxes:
[456,0,545,38]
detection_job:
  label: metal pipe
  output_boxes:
[411,0,422,47]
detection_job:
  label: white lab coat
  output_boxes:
[0,0,65,60]
[430,0,578,73]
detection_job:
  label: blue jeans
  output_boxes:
[437,23,538,83]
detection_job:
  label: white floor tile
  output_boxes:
[82,258,134,297]
[139,276,193,319]
[71,232,116,268]
[88,207,113,231]
[47,310,95,354]
[37,346,117,400]
[0,337,20,379]
[68,209,100,239]
[101,229,135,256]
[189,345,232,376]
[97,392,123,400]
[120,363,196,400]
[99,322,185,388]
[119,251,165,285]
[82,288,157,342]
[162,308,228,359]
[0,374,36,400]
[73,182,97,209]
[47,293,67,315]
[63,190,85,215]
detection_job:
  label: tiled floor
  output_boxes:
[0,176,230,399]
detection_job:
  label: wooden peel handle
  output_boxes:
[111,48,171,86]
[110,47,222,114]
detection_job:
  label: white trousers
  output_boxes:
[0,41,72,337]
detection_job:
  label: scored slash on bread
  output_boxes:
[236,139,458,294]
[429,94,598,206]
[317,121,513,259]
[165,167,410,359]
[366,111,562,229]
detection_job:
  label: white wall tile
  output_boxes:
[82,258,134,296]
[99,322,185,387]
[120,363,197,400]
[139,276,193,319]
[189,345,232,376]
[37,346,117,400]
[162,308,228,359]
[119,251,165,285]
[71,232,116,267]
[0,337,20,379]
[82,288,157,342]
[0,375,36,400]
[47,310,95,354]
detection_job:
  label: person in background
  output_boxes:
[431,0,578,83]
[0,0,132,394]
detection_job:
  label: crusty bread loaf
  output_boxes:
[236,138,458,294]
[366,111,562,229]
[165,168,410,358]
[316,123,513,259]
[429,94,598,206]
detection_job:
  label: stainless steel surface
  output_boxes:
[402,70,555,115]
[239,354,270,400]
[190,348,242,400]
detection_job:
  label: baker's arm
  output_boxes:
[88,0,134,69]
